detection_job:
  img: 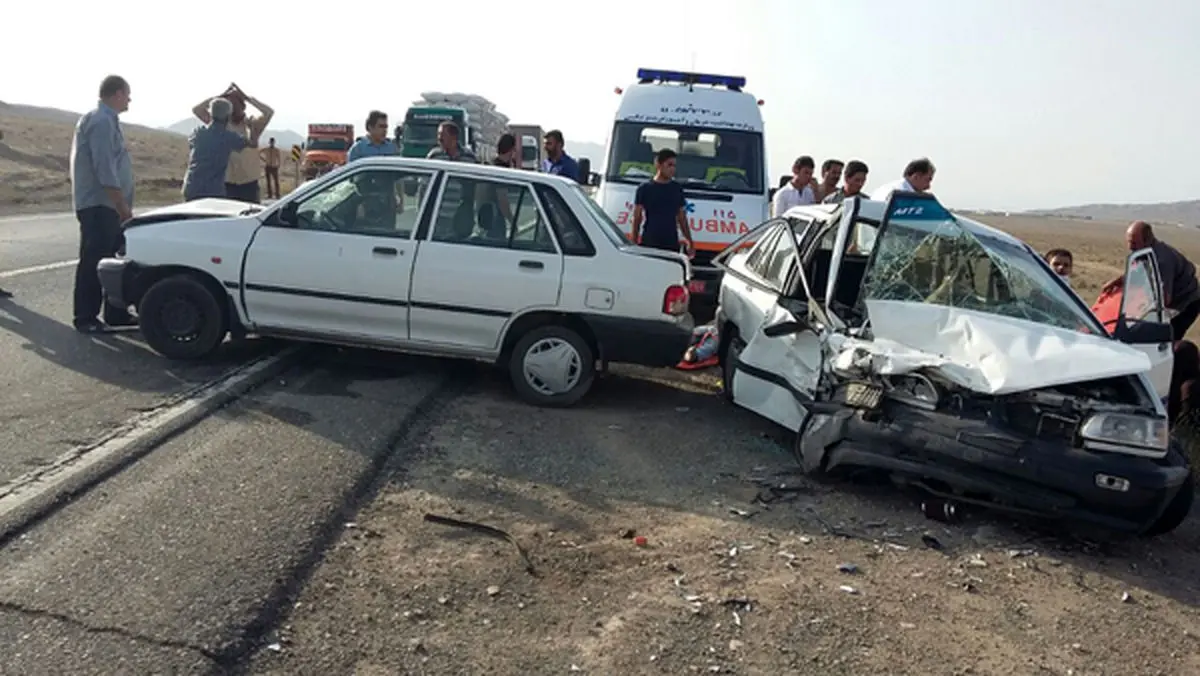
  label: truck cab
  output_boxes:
[594,68,769,318]
[302,123,354,179]
[400,106,470,158]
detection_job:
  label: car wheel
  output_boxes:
[1142,475,1194,537]
[508,324,596,407]
[721,334,745,402]
[139,274,228,361]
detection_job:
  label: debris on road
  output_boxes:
[423,513,537,577]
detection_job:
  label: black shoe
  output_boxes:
[74,319,111,334]
[0,288,11,299]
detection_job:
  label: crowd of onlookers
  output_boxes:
[770,155,936,214]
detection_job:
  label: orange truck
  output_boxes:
[301,123,354,179]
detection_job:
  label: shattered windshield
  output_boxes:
[861,198,1098,334]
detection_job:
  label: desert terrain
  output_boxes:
[0,101,299,214]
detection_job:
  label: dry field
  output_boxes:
[0,104,299,214]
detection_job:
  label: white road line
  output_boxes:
[0,259,78,279]
[0,212,74,224]
[0,347,302,540]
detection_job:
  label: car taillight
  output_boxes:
[663,284,689,315]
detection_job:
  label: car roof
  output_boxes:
[347,156,578,186]
[781,198,1026,248]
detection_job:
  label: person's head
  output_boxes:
[843,160,869,196]
[268,137,276,147]
[543,129,565,160]
[365,110,389,142]
[208,97,234,125]
[497,133,517,162]
[1045,248,1074,280]
[655,148,677,180]
[99,75,131,114]
[1127,220,1155,251]
[903,157,936,191]
[437,121,460,150]
[820,159,844,186]
[791,156,815,186]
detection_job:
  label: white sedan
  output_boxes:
[98,158,696,407]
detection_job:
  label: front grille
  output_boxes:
[1003,401,1080,445]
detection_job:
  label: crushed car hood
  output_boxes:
[123,199,259,227]
[834,300,1153,395]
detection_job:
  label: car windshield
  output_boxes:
[568,184,633,247]
[306,137,350,151]
[861,197,1098,335]
[604,121,764,195]
[402,123,439,146]
[521,144,538,163]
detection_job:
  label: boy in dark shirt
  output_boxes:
[631,148,695,257]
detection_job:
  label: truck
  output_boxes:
[301,123,354,179]
[400,93,510,164]
[508,124,545,170]
[594,68,769,317]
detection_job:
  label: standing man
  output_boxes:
[1102,221,1200,339]
[182,98,259,202]
[541,130,581,182]
[631,149,695,257]
[815,159,844,202]
[426,122,478,162]
[259,138,281,199]
[773,156,817,215]
[190,83,273,203]
[822,160,870,204]
[69,75,137,333]
[494,133,519,168]
[871,157,936,202]
[348,111,398,162]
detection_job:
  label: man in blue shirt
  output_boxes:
[541,129,581,183]
[631,148,695,257]
[69,75,137,332]
[183,97,257,201]
[347,110,398,162]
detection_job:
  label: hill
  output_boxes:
[0,101,191,212]
[164,118,305,151]
[1025,200,1200,226]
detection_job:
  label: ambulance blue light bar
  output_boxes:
[636,68,746,91]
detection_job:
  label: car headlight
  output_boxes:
[1080,413,1169,455]
[884,374,940,411]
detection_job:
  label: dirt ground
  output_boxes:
[0,106,299,214]
[249,366,1200,676]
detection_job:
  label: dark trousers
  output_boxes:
[225,180,260,203]
[73,205,132,326]
[1172,298,1200,340]
[641,238,681,252]
[263,167,280,199]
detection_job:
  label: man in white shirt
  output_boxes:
[870,157,936,202]
[772,155,817,216]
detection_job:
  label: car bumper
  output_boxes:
[585,314,695,367]
[97,257,137,308]
[802,403,1191,534]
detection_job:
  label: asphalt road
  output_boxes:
[0,213,276,486]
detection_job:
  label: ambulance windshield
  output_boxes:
[604,122,764,195]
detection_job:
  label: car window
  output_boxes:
[745,227,782,275]
[1122,254,1163,326]
[430,175,557,253]
[534,184,595,256]
[292,169,432,239]
[762,229,797,287]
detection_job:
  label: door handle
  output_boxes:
[518,260,544,270]
[372,246,398,256]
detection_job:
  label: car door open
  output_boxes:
[1112,247,1173,401]
[729,225,827,432]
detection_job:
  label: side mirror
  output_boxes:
[1112,318,1173,345]
[578,157,592,183]
[762,318,811,338]
[279,201,299,226]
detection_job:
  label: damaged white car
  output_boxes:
[714,192,1193,536]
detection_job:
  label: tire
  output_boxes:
[508,324,596,407]
[138,274,228,361]
[1142,475,1194,537]
[720,333,745,402]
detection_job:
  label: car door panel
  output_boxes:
[1116,247,1172,401]
[242,168,434,342]
[408,173,564,352]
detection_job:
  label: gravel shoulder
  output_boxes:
[249,366,1200,676]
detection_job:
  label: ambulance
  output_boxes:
[595,68,769,313]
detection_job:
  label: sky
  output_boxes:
[2,0,1197,211]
